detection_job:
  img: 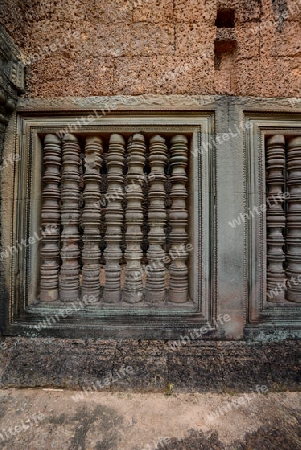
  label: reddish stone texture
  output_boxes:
[1,0,301,98]
[133,0,174,23]
[175,22,215,57]
[113,56,214,95]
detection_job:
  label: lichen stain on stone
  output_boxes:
[272,0,288,32]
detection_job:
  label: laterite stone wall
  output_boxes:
[0,0,301,98]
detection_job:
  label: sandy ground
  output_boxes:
[0,389,300,449]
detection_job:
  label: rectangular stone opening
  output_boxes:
[245,113,301,333]
[38,131,192,306]
[265,134,301,304]
[215,8,236,28]
[3,107,215,337]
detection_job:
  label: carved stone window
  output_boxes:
[246,114,301,331]
[266,135,301,304]
[4,104,215,338]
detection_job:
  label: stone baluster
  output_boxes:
[286,136,301,303]
[145,135,167,303]
[123,133,145,303]
[59,134,80,301]
[168,135,189,303]
[266,135,286,302]
[40,134,61,301]
[82,136,103,300]
[103,134,125,303]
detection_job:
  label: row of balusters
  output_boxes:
[40,132,189,303]
[266,135,301,303]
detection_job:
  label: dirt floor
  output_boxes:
[0,389,300,449]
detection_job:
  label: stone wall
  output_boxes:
[0,0,301,99]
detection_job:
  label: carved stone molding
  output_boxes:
[16,95,301,117]
[17,95,215,112]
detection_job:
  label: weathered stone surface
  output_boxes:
[78,22,175,57]
[132,0,174,23]
[0,338,300,391]
[174,0,217,23]
[113,56,214,95]
[235,57,301,97]
[0,339,117,389]
[175,22,215,57]
[27,56,116,98]
[235,23,260,59]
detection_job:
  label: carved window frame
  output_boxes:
[3,103,216,338]
[245,113,301,331]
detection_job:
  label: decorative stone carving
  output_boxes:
[40,134,61,302]
[145,135,167,303]
[59,134,80,301]
[7,59,24,93]
[123,133,145,303]
[0,25,24,174]
[266,135,286,303]
[103,134,125,303]
[286,136,301,303]
[0,24,24,94]
[168,135,189,303]
[17,95,216,112]
[82,136,103,300]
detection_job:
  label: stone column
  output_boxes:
[168,135,189,303]
[266,135,285,303]
[103,134,125,303]
[286,136,301,303]
[145,135,167,303]
[59,134,80,301]
[123,133,145,303]
[82,136,103,301]
[40,134,62,302]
